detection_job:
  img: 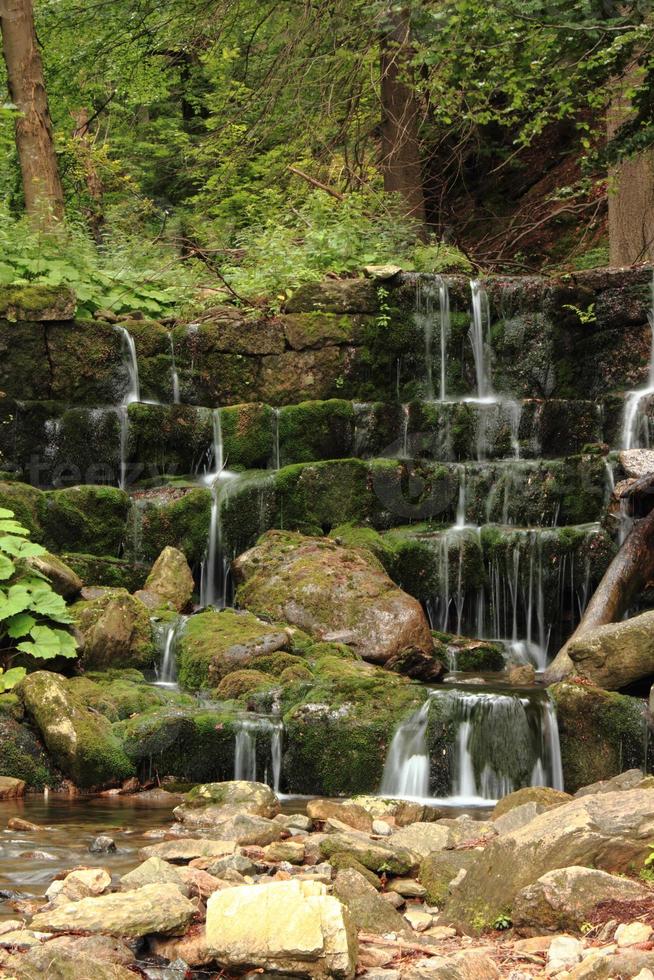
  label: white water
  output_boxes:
[234,717,283,792]
[380,688,563,804]
[469,280,492,400]
[168,332,180,404]
[415,277,451,401]
[272,408,281,469]
[114,325,141,490]
[622,272,654,449]
[153,616,187,688]
[200,409,237,608]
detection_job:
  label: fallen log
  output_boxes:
[544,505,654,683]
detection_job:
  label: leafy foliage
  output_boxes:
[0,507,77,669]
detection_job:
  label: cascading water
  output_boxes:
[200,409,237,608]
[469,280,492,401]
[380,686,563,804]
[153,616,187,687]
[271,408,281,469]
[168,332,181,404]
[622,271,654,449]
[233,716,283,792]
[114,325,141,491]
[414,276,451,401]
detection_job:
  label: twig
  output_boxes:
[288,166,345,201]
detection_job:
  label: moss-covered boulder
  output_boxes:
[71,588,155,670]
[176,608,294,689]
[567,610,654,690]
[284,279,378,314]
[68,671,191,722]
[215,669,275,699]
[40,485,129,556]
[140,546,194,612]
[18,671,134,788]
[0,705,57,788]
[234,530,434,672]
[0,284,76,320]
[550,681,648,793]
[62,553,147,592]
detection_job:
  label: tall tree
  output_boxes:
[0,0,64,222]
[379,7,426,230]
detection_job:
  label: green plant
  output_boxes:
[376,286,391,329]
[563,302,597,325]
[640,844,654,881]
[492,913,512,931]
[411,242,473,276]
[0,508,77,666]
[0,666,26,692]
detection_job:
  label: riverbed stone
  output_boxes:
[512,866,651,931]
[320,830,419,875]
[420,850,478,905]
[71,588,155,670]
[333,868,410,936]
[59,867,112,901]
[569,952,654,978]
[402,950,501,979]
[264,840,306,864]
[492,786,571,818]
[140,545,194,611]
[119,855,189,894]
[307,798,374,832]
[567,611,654,689]
[207,879,357,978]
[619,449,654,478]
[388,822,454,859]
[174,779,280,822]
[493,802,548,835]
[616,922,654,947]
[138,838,237,862]
[441,788,654,931]
[30,882,195,937]
[18,671,134,788]
[233,530,435,670]
[1,943,136,980]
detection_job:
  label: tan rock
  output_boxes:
[403,908,433,932]
[119,856,189,894]
[307,798,373,833]
[263,840,305,864]
[205,879,357,978]
[142,546,194,611]
[150,928,215,966]
[401,950,501,979]
[0,776,25,799]
[615,922,653,947]
[138,838,236,862]
[59,867,111,900]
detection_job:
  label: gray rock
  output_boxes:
[333,868,411,937]
[119,856,190,895]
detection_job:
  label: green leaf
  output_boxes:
[0,588,32,620]
[0,536,45,558]
[52,628,78,659]
[28,588,72,623]
[0,554,15,581]
[0,667,26,692]
[0,508,15,519]
[0,519,29,536]
[17,625,62,660]
[6,612,36,638]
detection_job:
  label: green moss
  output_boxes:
[61,553,147,591]
[221,402,275,470]
[0,481,43,537]
[0,713,56,788]
[0,284,75,319]
[215,669,275,699]
[40,485,129,556]
[70,588,155,670]
[68,674,191,722]
[127,403,213,479]
[249,652,306,675]
[280,664,313,683]
[129,487,210,564]
[277,400,354,466]
[328,853,382,888]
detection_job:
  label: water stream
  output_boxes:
[381,686,563,804]
[234,716,283,793]
[153,616,187,688]
[168,330,181,404]
[200,408,238,608]
[622,271,654,449]
[114,325,141,491]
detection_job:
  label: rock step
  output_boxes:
[0,396,623,484]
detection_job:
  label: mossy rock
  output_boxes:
[40,485,129,556]
[277,400,354,466]
[248,652,307,676]
[68,673,191,723]
[0,481,43,537]
[328,852,382,888]
[71,588,155,670]
[221,402,275,470]
[176,608,293,690]
[551,681,648,793]
[18,671,134,788]
[279,664,314,684]
[61,553,148,592]
[127,487,210,565]
[0,712,57,789]
[0,284,76,320]
[420,850,478,906]
[113,706,237,783]
[215,669,275,700]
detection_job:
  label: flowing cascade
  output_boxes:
[622,271,654,449]
[200,409,238,608]
[153,616,187,687]
[168,331,180,404]
[233,716,283,792]
[414,276,450,401]
[380,687,563,803]
[469,279,493,400]
[113,325,141,491]
[271,408,281,469]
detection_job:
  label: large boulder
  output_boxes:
[138,545,194,612]
[333,867,411,936]
[70,588,155,670]
[512,865,651,931]
[18,671,134,788]
[205,879,358,978]
[492,786,571,818]
[233,530,434,668]
[440,788,654,931]
[319,830,418,875]
[176,607,293,688]
[567,610,654,689]
[25,551,83,599]
[0,775,25,799]
[30,882,195,938]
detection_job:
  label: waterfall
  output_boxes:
[114,325,141,490]
[200,409,237,608]
[622,272,654,449]
[168,332,180,404]
[380,687,564,804]
[271,408,281,469]
[234,716,283,792]
[469,280,492,400]
[153,616,186,687]
[380,696,432,798]
[414,277,450,401]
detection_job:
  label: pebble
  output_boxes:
[403,907,433,932]
[387,878,426,898]
[380,891,404,908]
[424,926,456,940]
[88,835,116,854]
[546,936,583,974]
[372,820,392,837]
[7,817,41,832]
[615,920,653,947]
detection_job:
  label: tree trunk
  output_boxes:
[379,7,426,232]
[607,62,654,266]
[0,0,64,223]
[544,507,654,682]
